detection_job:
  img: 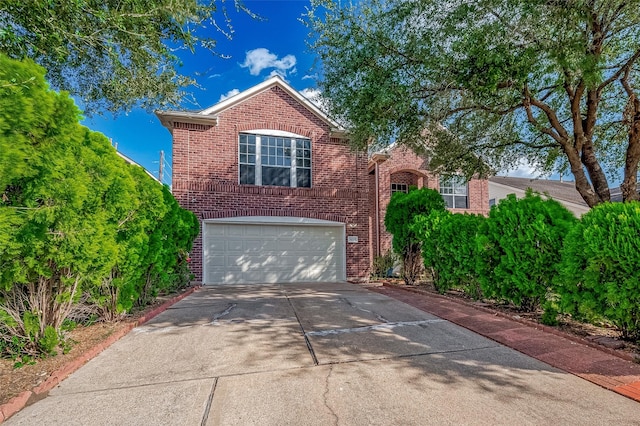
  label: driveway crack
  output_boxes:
[205,303,237,325]
[341,297,388,323]
[323,365,339,426]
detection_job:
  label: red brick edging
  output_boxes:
[0,285,201,423]
[377,284,640,403]
[389,284,639,363]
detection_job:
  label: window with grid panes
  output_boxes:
[391,183,408,194]
[238,133,311,188]
[439,176,468,209]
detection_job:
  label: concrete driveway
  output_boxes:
[7,282,640,425]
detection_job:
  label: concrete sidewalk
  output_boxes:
[5,282,640,425]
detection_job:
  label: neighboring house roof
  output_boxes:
[116,151,160,183]
[156,75,346,138]
[609,183,640,202]
[489,176,588,207]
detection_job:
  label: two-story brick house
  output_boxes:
[157,76,370,284]
[157,76,489,284]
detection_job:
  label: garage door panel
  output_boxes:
[260,227,279,237]
[204,221,345,284]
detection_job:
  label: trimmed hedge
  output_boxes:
[414,211,485,298]
[384,188,446,285]
[477,190,576,311]
[556,201,640,340]
[0,55,199,361]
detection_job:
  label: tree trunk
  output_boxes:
[564,145,601,207]
[621,98,640,202]
[580,141,610,204]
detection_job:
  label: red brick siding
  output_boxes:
[172,86,370,281]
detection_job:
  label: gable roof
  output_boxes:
[156,75,346,137]
[489,176,588,207]
[116,151,160,183]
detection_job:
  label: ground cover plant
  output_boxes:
[0,55,198,363]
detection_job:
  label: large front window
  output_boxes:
[440,176,468,209]
[239,133,311,188]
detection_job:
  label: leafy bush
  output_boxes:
[556,202,640,340]
[384,188,446,285]
[415,212,485,298]
[0,55,199,359]
[477,190,576,311]
[412,210,449,288]
[371,251,397,279]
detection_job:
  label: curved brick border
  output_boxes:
[385,284,639,363]
[0,285,201,424]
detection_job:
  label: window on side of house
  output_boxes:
[440,176,468,209]
[391,183,408,194]
[238,133,311,188]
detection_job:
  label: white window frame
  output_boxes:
[238,130,311,188]
[391,183,408,194]
[439,176,468,209]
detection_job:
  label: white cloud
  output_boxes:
[241,48,297,76]
[302,74,318,81]
[498,159,539,178]
[300,88,329,112]
[219,89,240,102]
[208,73,222,79]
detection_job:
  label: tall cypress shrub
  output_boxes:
[556,202,640,341]
[477,191,576,311]
[385,188,446,285]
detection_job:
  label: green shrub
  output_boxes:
[414,211,485,298]
[371,251,397,279]
[384,188,446,285]
[438,213,485,297]
[478,190,576,311]
[0,55,200,359]
[556,201,640,341]
[412,210,449,289]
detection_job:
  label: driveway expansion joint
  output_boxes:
[200,378,217,426]
[305,319,446,337]
[284,293,319,366]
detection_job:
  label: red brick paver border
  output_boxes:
[0,286,201,424]
[372,285,640,403]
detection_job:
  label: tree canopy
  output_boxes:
[306,0,640,206]
[0,0,249,113]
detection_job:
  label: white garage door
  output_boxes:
[204,218,346,284]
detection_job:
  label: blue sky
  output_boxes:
[80,0,555,185]
[82,0,319,185]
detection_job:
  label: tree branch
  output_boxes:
[597,48,640,94]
